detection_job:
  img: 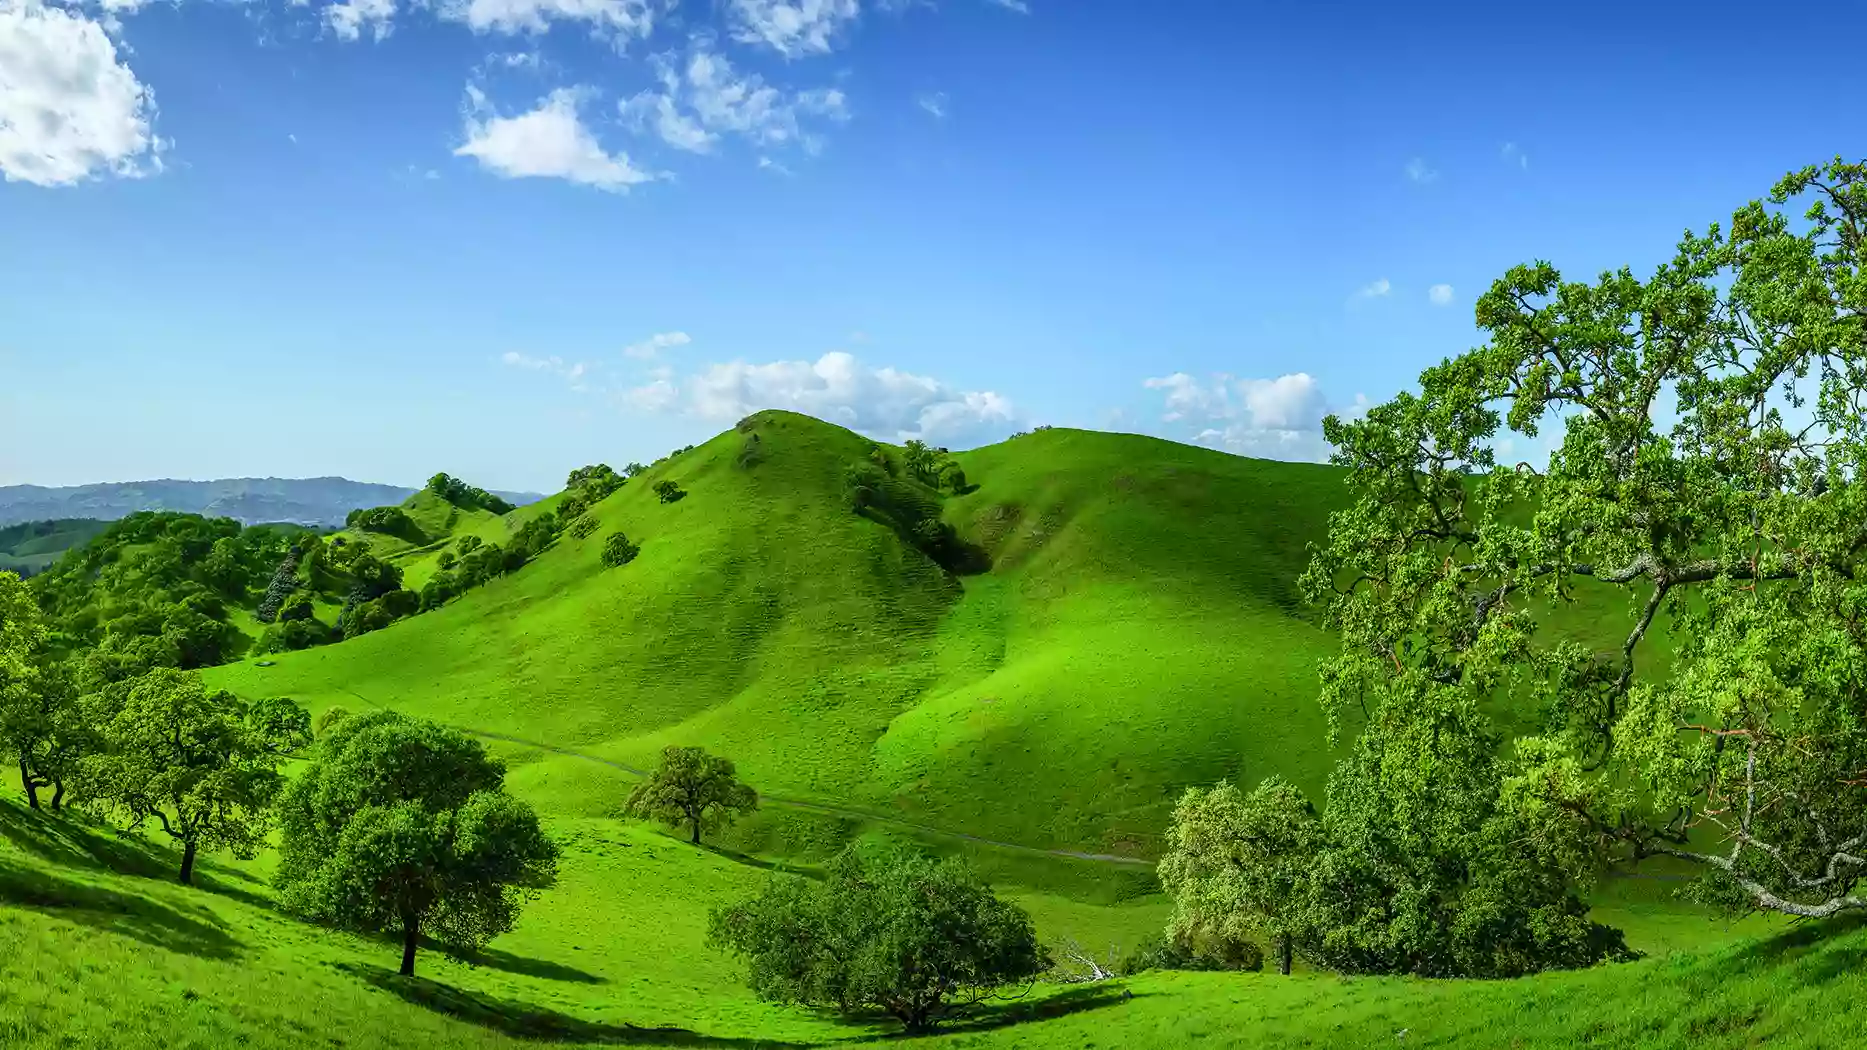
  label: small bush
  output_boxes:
[255,617,334,655]
[602,533,641,568]
[568,515,598,540]
[277,591,316,623]
[653,480,686,504]
[1118,932,1263,975]
[312,706,351,737]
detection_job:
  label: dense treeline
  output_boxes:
[425,473,515,515]
[845,439,981,572]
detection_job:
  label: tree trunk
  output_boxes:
[19,758,38,811]
[49,779,63,812]
[690,812,701,845]
[179,840,198,885]
[1278,933,1292,976]
[400,918,420,977]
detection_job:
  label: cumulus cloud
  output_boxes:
[1404,156,1437,184]
[726,0,859,57]
[622,331,691,359]
[437,0,655,40]
[915,91,948,119]
[1143,371,1363,461]
[622,44,849,158]
[0,0,163,187]
[1428,283,1454,306]
[1502,141,1528,169]
[456,86,659,191]
[624,351,1018,446]
[324,0,395,40]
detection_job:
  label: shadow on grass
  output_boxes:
[338,963,808,1046]
[463,944,608,985]
[0,799,275,912]
[1708,911,1867,989]
[699,842,822,880]
[0,859,241,960]
[836,984,1145,1043]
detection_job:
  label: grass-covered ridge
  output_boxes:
[204,411,1357,859]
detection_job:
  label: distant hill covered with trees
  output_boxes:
[0,477,543,528]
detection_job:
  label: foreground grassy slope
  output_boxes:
[0,793,1833,1050]
[206,414,1353,857]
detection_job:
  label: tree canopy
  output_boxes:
[709,846,1048,1032]
[79,669,309,883]
[1304,158,1867,921]
[624,745,756,844]
[275,711,558,976]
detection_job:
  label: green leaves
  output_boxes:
[274,711,556,975]
[624,746,756,844]
[709,846,1047,1032]
[1309,158,1867,920]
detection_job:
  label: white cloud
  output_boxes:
[727,0,859,57]
[1354,277,1391,300]
[1143,372,1353,461]
[1404,156,1437,184]
[622,331,691,359]
[623,45,849,159]
[1502,141,1528,169]
[1428,283,1454,306]
[915,91,948,119]
[438,0,656,40]
[456,86,658,192]
[626,351,1018,446]
[0,0,163,187]
[985,0,1029,10]
[324,0,395,41]
[502,350,593,389]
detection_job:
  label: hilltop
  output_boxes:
[0,477,543,529]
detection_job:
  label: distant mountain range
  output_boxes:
[0,477,545,528]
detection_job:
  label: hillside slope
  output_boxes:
[0,478,544,529]
[205,412,1355,857]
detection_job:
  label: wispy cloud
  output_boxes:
[622,331,691,360]
[622,45,849,164]
[324,0,395,41]
[916,91,948,119]
[726,0,860,57]
[1501,141,1529,169]
[985,0,1030,11]
[1354,277,1391,301]
[501,351,594,389]
[1403,156,1437,184]
[1428,283,1453,306]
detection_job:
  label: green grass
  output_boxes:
[0,518,109,577]
[7,411,1830,1047]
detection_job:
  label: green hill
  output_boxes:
[5,410,1794,1048]
[204,412,1356,859]
[0,519,109,577]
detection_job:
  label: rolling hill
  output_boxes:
[0,519,110,577]
[0,477,543,529]
[2,409,1798,1049]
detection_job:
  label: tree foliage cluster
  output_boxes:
[1159,158,1867,979]
[418,512,562,612]
[709,845,1048,1032]
[30,512,306,684]
[275,710,558,977]
[845,443,981,573]
[624,746,756,843]
[557,464,626,521]
[425,473,516,515]
[344,506,425,544]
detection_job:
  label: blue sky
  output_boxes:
[1,0,1861,493]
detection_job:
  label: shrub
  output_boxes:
[653,480,686,504]
[568,515,598,540]
[254,617,334,655]
[277,591,316,623]
[601,533,640,568]
[709,846,1048,1033]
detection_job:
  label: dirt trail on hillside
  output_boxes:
[338,690,1154,869]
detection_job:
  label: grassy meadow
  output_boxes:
[0,411,1838,1047]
